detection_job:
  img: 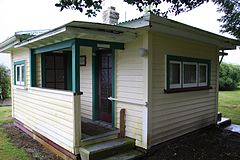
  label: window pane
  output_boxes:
[184,64,196,84]
[45,55,54,69]
[46,83,55,89]
[56,83,65,89]
[55,56,64,69]
[200,65,207,83]
[16,66,20,81]
[21,65,24,82]
[170,63,180,85]
[55,70,65,82]
[46,70,55,82]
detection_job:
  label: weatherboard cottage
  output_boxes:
[0,10,239,160]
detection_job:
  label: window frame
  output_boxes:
[14,60,26,86]
[169,60,182,89]
[166,55,211,93]
[199,63,208,87]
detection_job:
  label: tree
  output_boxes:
[213,0,240,39]
[56,0,240,39]
[219,62,240,90]
[55,0,209,17]
[0,65,11,102]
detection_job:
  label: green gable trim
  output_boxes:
[32,38,124,55]
[166,54,211,91]
[77,39,124,50]
[30,50,36,87]
[14,60,26,86]
[32,39,75,54]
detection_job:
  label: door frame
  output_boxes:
[92,48,115,127]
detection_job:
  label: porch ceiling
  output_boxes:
[15,21,138,49]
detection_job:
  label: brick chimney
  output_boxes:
[102,6,119,25]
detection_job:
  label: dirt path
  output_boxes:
[2,122,240,160]
[145,126,240,160]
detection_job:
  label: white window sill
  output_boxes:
[13,85,27,90]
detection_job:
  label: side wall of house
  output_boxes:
[150,32,219,147]
[115,33,149,148]
[12,48,75,153]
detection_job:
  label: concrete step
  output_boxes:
[217,117,231,128]
[103,149,144,160]
[79,138,135,160]
[81,130,119,146]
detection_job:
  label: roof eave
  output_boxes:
[149,13,239,50]
[15,22,137,49]
[0,36,20,53]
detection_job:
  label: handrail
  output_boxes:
[108,97,147,106]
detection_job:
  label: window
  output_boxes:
[183,62,197,88]
[44,54,66,90]
[199,64,208,86]
[166,55,210,92]
[14,60,25,86]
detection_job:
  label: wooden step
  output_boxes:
[79,138,135,160]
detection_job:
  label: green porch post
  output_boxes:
[72,39,80,93]
[92,47,97,121]
[72,39,81,152]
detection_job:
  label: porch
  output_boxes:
[15,86,142,160]
[28,38,127,154]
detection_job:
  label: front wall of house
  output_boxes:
[34,47,93,120]
[115,33,149,148]
[12,48,75,153]
[150,32,219,147]
[79,47,93,119]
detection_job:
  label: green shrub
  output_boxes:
[219,62,240,91]
[0,65,11,101]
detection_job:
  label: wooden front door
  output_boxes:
[97,50,112,123]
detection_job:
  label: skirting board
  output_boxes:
[14,119,80,160]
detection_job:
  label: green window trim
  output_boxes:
[14,60,26,86]
[166,55,211,93]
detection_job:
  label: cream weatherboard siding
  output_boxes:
[36,54,42,87]
[80,46,92,120]
[115,33,149,148]
[149,32,219,147]
[12,49,75,153]
[13,88,74,152]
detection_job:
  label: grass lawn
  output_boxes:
[219,88,240,125]
[0,106,31,160]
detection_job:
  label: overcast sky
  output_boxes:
[0,0,239,69]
